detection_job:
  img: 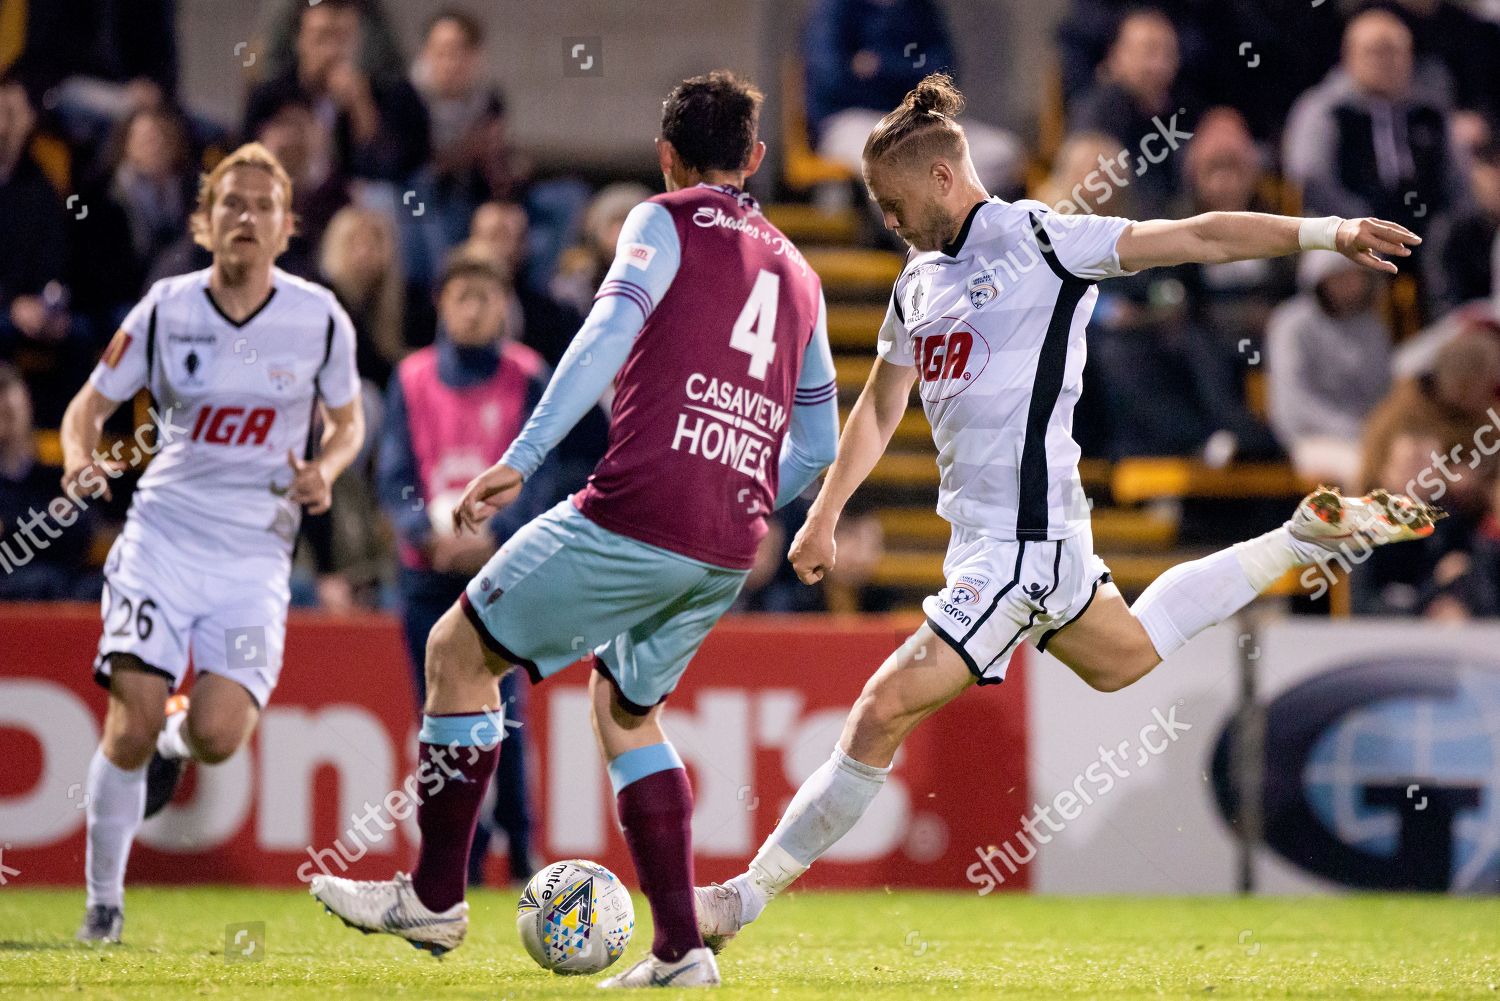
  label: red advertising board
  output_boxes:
[0,605,1029,891]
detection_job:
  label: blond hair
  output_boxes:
[189,142,296,252]
[863,72,969,169]
[320,206,407,366]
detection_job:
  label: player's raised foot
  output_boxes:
[75,904,123,944]
[309,871,468,956]
[1287,485,1446,555]
[144,694,190,819]
[598,946,720,989]
[693,883,743,954]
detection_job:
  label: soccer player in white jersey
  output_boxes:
[60,143,365,943]
[694,74,1440,947]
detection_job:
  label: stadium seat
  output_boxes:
[1110,458,1308,504]
[30,133,71,196]
[801,247,904,296]
[779,57,856,192]
[825,304,887,351]
[763,203,860,245]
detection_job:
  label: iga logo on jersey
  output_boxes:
[911,319,990,402]
[967,270,997,309]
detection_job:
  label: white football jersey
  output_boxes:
[90,268,359,566]
[877,199,1136,541]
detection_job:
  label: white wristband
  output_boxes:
[1298,216,1344,251]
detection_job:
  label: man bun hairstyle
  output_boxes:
[863,72,969,167]
[660,70,764,174]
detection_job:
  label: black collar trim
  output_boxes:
[204,284,278,329]
[942,200,988,258]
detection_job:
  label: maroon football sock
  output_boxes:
[616,766,703,962]
[411,739,500,912]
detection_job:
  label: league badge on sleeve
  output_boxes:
[967,270,997,309]
[102,329,133,369]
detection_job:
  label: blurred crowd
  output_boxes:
[2,0,1500,624]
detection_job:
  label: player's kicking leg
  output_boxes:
[695,486,1444,949]
[309,602,501,955]
[590,669,720,989]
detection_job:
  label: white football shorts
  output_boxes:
[922,522,1112,685]
[92,513,291,707]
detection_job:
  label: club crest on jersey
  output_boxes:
[267,365,295,392]
[967,270,998,309]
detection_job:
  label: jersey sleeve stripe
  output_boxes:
[794,388,837,407]
[794,380,837,405]
[595,280,653,320]
[596,278,653,309]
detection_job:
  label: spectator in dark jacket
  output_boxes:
[10,0,179,156]
[1068,8,1195,218]
[0,363,99,599]
[0,77,93,427]
[803,0,1021,192]
[1428,138,1500,312]
[466,204,586,370]
[244,0,430,184]
[1385,0,1500,151]
[1283,8,1466,240]
[69,106,195,323]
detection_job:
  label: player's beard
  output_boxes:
[909,203,956,253]
[216,254,253,287]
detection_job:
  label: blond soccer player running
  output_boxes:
[694,74,1440,951]
[63,145,364,943]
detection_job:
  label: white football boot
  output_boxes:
[598,946,720,988]
[693,883,743,954]
[310,871,467,956]
[1287,485,1444,555]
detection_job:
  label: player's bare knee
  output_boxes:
[102,714,159,770]
[1078,639,1160,694]
[101,662,166,767]
[184,718,243,763]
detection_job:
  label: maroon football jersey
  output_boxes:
[574,185,823,569]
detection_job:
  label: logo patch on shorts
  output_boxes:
[949,573,989,606]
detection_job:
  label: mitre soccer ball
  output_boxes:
[516,859,634,974]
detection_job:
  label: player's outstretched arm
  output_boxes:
[1114,212,1420,274]
[789,358,916,584]
[59,383,126,502]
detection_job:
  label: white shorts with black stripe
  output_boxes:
[921,523,1111,685]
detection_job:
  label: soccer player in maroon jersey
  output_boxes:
[312,72,840,987]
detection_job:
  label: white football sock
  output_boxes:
[85,747,147,909]
[728,747,890,924]
[156,709,190,760]
[1132,526,1311,659]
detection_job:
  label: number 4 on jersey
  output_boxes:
[730,269,779,379]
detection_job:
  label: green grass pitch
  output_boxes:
[1,887,1497,999]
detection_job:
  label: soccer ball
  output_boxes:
[516,859,634,975]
